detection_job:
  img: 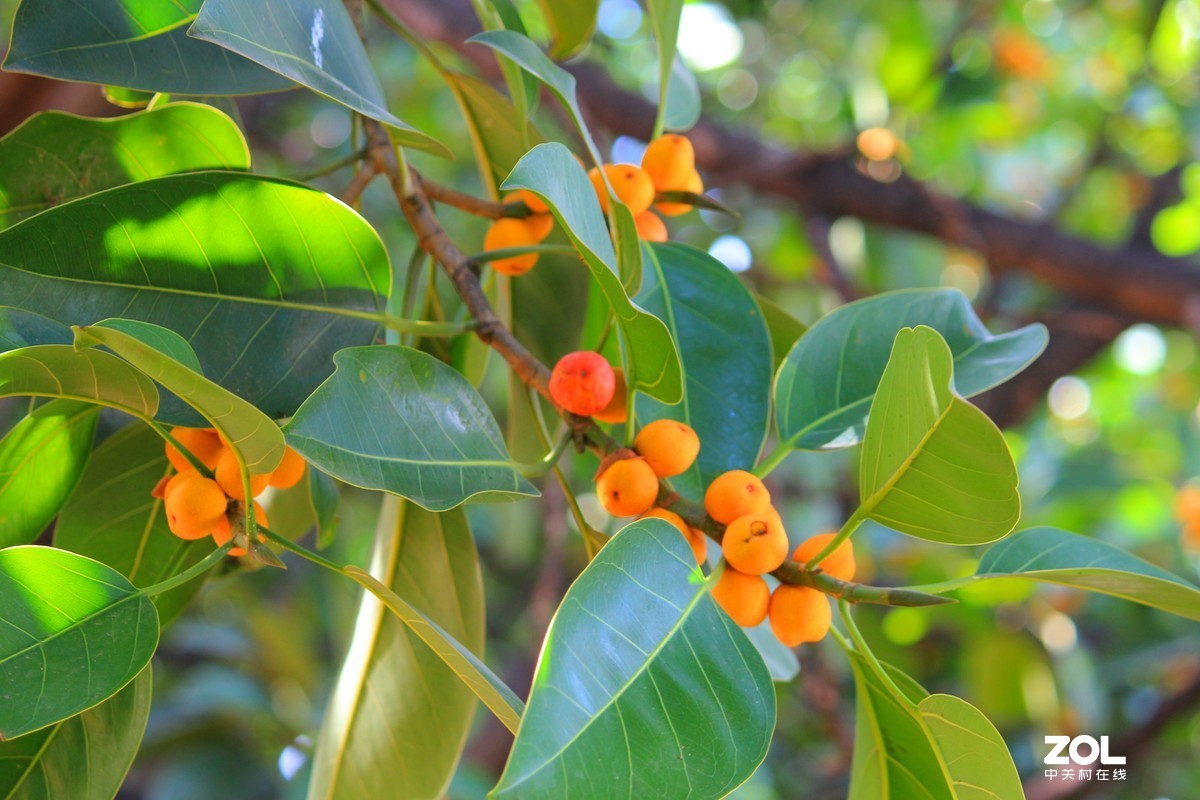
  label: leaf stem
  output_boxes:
[149,421,214,478]
[838,599,915,708]
[752,441,791,478]
[141,543,232,596]
[290,147,370,182]
[804,504,869,571]
[467,244,580,268]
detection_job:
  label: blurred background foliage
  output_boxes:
[3,0,1200,798]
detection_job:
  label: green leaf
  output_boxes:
[743,624,800,683]
[0,345,160,420]
[56,424,212,626]
[534,0,598,59]
[468,31,603,165]
[284,346,538,512]
[308,497,484,800]
[645,1,700,132]
[0,103,250,229]
[341,562,525,735]
[0,546,159,740]
[0,309,71,353]
[492,520,776,798]
[92,319,202,372]
[916,694,1025,800]
[0,171,391,423]
[635,243,772,498]
[189,0,447,157]
[775,288,1047,451]
[76,322,286,475]
[858,326,1020,545]
[503,144,683,404]
[2,0,293,95]
[754,292,807,370]
[445,71,544,198]
[0,666,152,800]
[0,400,99,547]
[846,651,1022,800]
[103,85,155,108]
[966,527,1200,621]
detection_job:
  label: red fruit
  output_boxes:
[549,351,616,416]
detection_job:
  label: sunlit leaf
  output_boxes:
[0,172,390,423]
[0,546,159,740]
[445,71,543,197]
[0,103,249,229]
[0,345,159,420]
[76,321,286,474]
[858,326,1020,545]
[0,400,99,547]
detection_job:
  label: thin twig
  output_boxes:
[340,163,378,206]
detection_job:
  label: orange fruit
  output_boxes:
[791,532,857,582]
[165,427,224,472]
[165,473,227,540]
[769,585,832,646]
[596,457,659,517]
[484,218,540,276]
[634,420,700,478]
[722,511,789,575]
[214,449,270,502]
[269,447,308,490]
[712,568,770,627]
[704,470,771,524]
[550,351,616,416]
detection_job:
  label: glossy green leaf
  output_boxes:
[189,0,446,156]
[76,322,286,475]
[0,171,391,423]
[744,624,800,683]
[284,346,538,512]
[755,292,807,370]
[445,71,544,198]
[0,345,159,420]
[0,666,152,800]
[311,469,340,549]
[0,546,159,740]
[534,0,598,59]
[0,309,71,353]
[917,694,1025,800]
[775,288,1047,451]
[0,103,250,229]
[308,497,484,800]
[960,527,1200,621]
[93,318,202,373]
[858,327,1020,545]
[846,650,1022,800]
[503,144,683,404]
[56,424,212,626]
[469,31,604,166]
[3,0,293,94]
[0,400,99,547]
[846,651,943,800]
[492,520,775,798]
[635,243,772,497]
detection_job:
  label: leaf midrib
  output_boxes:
[502,561,711,791]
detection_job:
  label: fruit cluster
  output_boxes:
[152,427,307,556]
[482,133,703,277]
[704,473,854,646]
